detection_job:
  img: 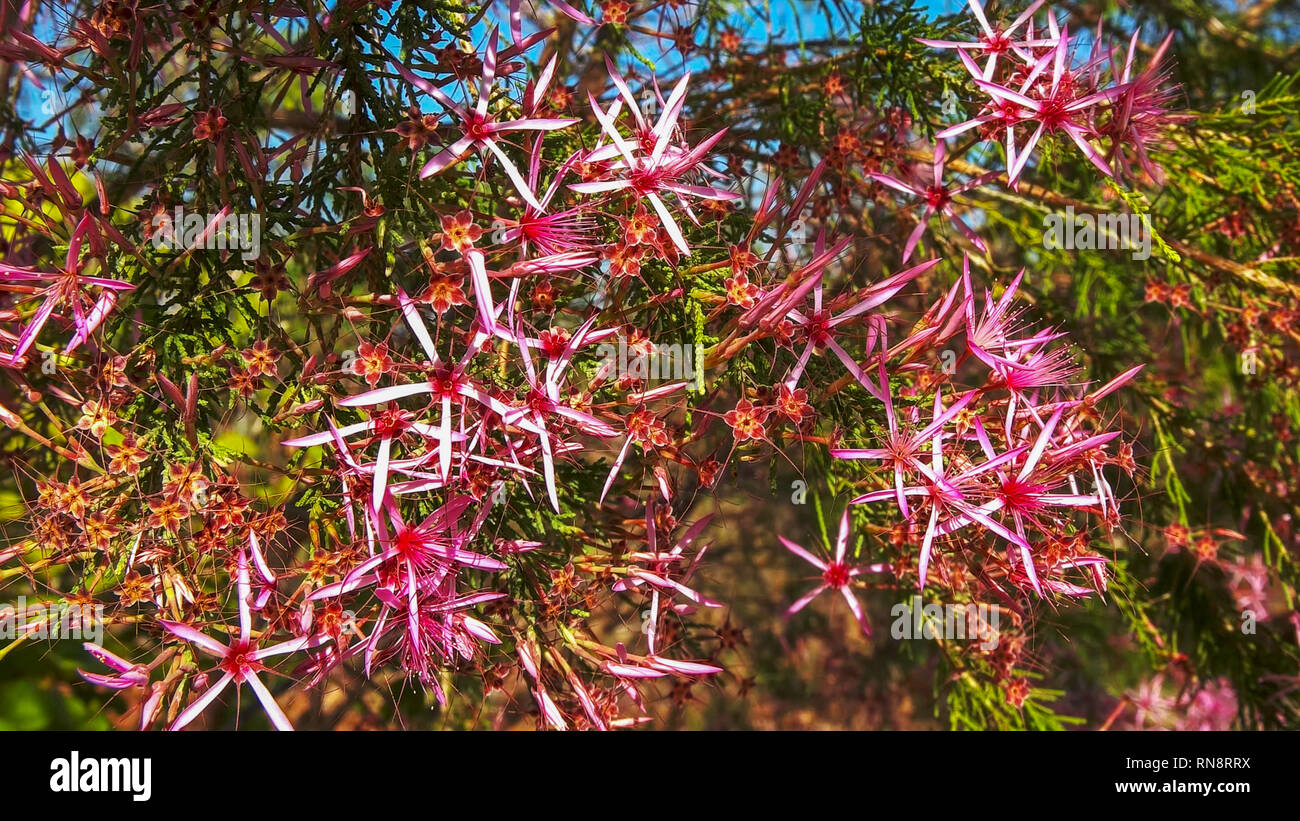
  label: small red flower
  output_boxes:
[192,106,227,141]
[724,399,770,442]
[241,340,279,378]
[627,409,670,448]
[606,243,645,279]
[538,327,572,359]
[620,206,659,246]
[728,244,759,274]
[392,106,439,151]
[421,273,469,315]
[76,399,117,438]
[439,210,483,253]
[775,384,811,423]
[724,272,760,309]
[352,342,395,387]
[1164,522,1190,548]
[697,459,722,487]
[600,0,633,25]
[824,71,847,97]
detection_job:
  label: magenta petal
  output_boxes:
[645,655,722,676]
[169,672,234,731]
[245,672,294,731]
[338,382,433,406]
[779,536,828,571]
[82,642,134,673]
[159,620,229,656]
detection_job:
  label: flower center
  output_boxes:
[373,409,410,439]
[822,562,851,588]
[222,640,259,681]
[629,167,663,195]
[924,185,951,209]
[806,312,832,346]
[428,367,464,400]
[983,31,1011,53]
[999,476,1046,513]
[464,111,494,141]
[527,388,555,416]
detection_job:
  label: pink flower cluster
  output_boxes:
[772,0,1177,634]
[926,0,1183,186]
[27,1,1182,729]
[134,29,736,730]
